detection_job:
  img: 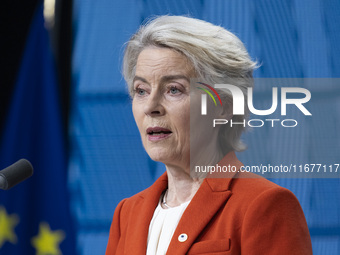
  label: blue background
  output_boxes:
[70,0,340,254]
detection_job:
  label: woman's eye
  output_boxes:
[169,86,180,95]
[135,88,146,96]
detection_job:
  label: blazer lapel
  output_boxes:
[125,173,168,255]
[166,151,242,254]
[166,179,232,254]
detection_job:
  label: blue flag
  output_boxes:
[0,4,76,255]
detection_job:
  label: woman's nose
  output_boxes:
[143,93,165,116]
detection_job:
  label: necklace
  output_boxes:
[162,189,172,208]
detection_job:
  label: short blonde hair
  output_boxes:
[123,15,258,152]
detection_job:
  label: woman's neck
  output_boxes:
[164,165,203,207]
[164,139,224,207]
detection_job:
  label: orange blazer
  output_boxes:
[106,152,313,254]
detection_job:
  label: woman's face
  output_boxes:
[132,47,194,169]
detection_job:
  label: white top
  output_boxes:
[146,199,190,255]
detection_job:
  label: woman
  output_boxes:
[106,16,312,254]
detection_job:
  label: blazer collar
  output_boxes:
[125,151,242,254]
[205,150,243,191]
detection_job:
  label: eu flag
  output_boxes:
[0,4,76,255]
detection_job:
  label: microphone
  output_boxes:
[0,159,34,190]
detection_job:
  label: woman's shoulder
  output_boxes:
[218,171,303,219]
[205,170,300,213]
[114,172,168,213]
[232,171,281,190]
[114,186,153,214]
[230,171,296,200]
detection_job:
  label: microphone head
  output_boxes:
[0,159,34,190]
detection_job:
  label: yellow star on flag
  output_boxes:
[31,222,65,255]
[0,206,19,248]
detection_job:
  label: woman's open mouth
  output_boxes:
[146,127,173,141]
